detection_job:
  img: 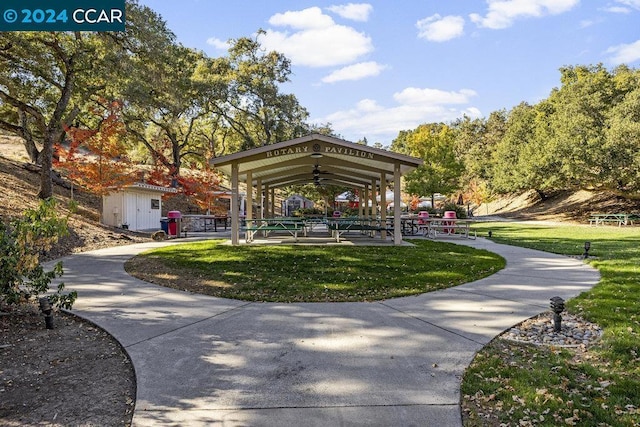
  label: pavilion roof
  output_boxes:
[209,134,423,189]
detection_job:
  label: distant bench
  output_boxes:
[588,217,623,226]
[588,213,638,226]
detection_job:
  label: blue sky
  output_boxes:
[139,0,640,146]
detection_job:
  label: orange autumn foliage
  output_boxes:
[55,101,136,195]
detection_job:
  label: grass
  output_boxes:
[126,239,505,302]
[462,222,640,426]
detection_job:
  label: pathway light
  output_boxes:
[38,297,54,329]
[550,296,565,332]
[583,241,591,259]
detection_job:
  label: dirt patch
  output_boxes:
[0,304,135,426]
[1,138,145,426]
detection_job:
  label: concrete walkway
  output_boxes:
[57,235,600,426]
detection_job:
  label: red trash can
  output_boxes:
[167,211,181,236]
[417,210,430,225]
[443,210,456,234]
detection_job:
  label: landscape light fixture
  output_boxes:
[583,241,591,259]
[550,296,565,332]
[38,297,54,329]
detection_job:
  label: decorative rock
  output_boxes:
[501,311,603,347]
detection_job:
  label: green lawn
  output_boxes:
[462,222,640,426]
[126,239,505,302]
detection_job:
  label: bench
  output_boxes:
[422,221,476,239]
[245,223,302,243]
[327,222,393,243]
[303,217,326,232]
[588,213,640,226]
[588,217,623,226]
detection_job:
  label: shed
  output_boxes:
[102,183,176,231]
[283,194,314,216]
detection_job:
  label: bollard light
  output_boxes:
[38,297,54,329]
[550,296,565,332]
[488,230,492,238]
[583,241,591,259]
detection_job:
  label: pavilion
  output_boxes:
[209,133,423,245]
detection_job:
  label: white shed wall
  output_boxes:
[102,192,124,227]
[102,189,164,231]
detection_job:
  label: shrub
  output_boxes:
[0,199,77,309]
[293,207,324,217]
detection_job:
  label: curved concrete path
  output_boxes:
[55,236,599,426]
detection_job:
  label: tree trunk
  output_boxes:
[37,134,54,199]
[18,110,41,163]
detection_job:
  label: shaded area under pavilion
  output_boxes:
[209,134,423,245]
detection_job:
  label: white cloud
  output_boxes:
[259,7,373,67]
[316,87,481,143]
[321,61,387,83]
[327,3,373,21]
[416,14,465,42]
[206,37,230,50]
[606,39,640,64]
[603,6,633,13]
[268,7,334,30]
[394,87,477,105]
[470,0,579,29]
[615,0,640,9]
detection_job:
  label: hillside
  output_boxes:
[0,137,150,260]
[476,188,640,223]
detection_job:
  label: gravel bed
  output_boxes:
[501,311,603,347]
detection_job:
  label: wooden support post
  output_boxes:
[380,173,387,239]
[231,162,239,245]
[393,162,402,245]
[246,170,253,222]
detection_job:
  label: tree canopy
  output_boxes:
[395,64,640,203]
[0,1,176,199]
[2,0,638,209]
[0,3,314,202]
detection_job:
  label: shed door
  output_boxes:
[136,193,159,230]
[124,193,138,230]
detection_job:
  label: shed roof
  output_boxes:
[127,182,178,193]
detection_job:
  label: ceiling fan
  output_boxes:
[312,164,331,186]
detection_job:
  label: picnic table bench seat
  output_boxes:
[419,219,477,239]
[244,222,303,243]
[327,220,393,243]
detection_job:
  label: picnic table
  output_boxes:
[385,216,420,235]
[301,216,326,232]
[326,217,392,243]
[588,213,638,226]
[419,217,476,239]
[244,218,305,242]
